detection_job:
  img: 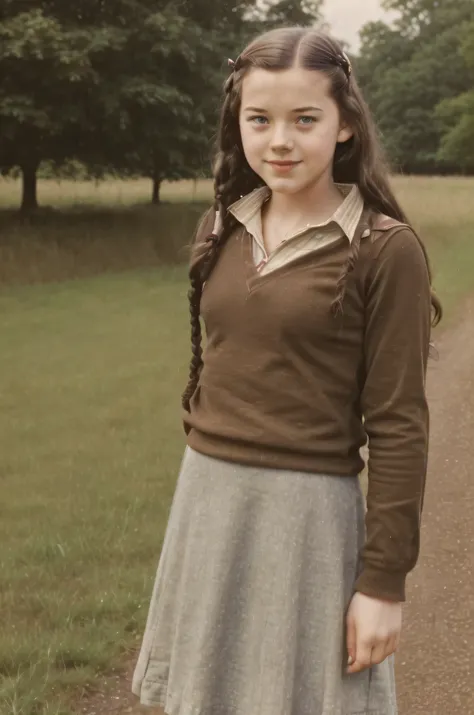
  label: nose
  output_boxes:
[269,122,294,153]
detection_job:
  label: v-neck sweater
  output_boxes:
[184,208,432,602]
[228,183,364,275]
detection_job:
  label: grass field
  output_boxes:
[1,175,474,313]
[1,176,474,715]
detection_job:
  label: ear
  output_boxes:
[337,122,354,144]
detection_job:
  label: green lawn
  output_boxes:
[2,176,474,714]
[0,268,190,714]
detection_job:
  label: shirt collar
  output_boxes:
[228,183,364,244]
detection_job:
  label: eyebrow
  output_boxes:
[292,106,323,113]
[244,106,323,113]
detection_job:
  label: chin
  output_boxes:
[267,180,306,195]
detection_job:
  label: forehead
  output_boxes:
[240,67,332,108]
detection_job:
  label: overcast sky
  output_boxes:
[322,0,396,50]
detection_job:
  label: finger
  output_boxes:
[369,635,398,667]
[370,641,389,665]
[346,616,357,667]
[394,630,401,652]
[346,641,373,674]
[387,634,399,657]
[378,634,398,662]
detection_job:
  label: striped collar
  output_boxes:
[228,183,364,244]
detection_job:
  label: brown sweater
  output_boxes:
[184,208,432,602]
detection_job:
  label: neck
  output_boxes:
[267,177,345,224]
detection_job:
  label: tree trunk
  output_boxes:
[21,161,39,213]
[152,176,162,205]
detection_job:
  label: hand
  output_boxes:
[346,591,402,674]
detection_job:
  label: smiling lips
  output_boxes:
[266,160,302,173]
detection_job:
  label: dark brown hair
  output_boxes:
[182,26,442,411]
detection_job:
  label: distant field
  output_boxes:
[1,175,474,714]
[0,177,214,209]
[0,174,473,216]
[1,175,474,315]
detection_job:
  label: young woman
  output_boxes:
[132,27,441,715]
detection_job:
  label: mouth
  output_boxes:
[266,160,301,166]
[265,160,302,173]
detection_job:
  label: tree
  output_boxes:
[382,0,471,37]
[356,0,474,173]
[0,1,263,210]
[260,0,323,27]
[85,1,262,204]
[79,4,216,205]
[436,22,474,171]
[0,7,113,211]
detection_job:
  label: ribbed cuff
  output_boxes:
[354,566,407,602]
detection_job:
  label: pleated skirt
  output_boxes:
[132,446,397,715]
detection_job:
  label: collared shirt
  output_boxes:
[228,183,365,275]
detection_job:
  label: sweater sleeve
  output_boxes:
[355,228,432,602]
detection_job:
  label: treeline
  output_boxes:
[0,0,473,212]
[357,0,474,176]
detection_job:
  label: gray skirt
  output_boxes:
[132,447,397,715]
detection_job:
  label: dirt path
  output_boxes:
[76,303,474,715]
[395,300,474,714]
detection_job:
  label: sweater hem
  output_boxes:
[186,428,365,477]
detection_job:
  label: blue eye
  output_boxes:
[297,116,316,125]
[249,116,268,125]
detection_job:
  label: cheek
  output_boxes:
[240,123,263,162]
[303,124,340,159]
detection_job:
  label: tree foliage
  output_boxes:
[356,0,474,173]
[435,22,474,171]
[261,0,323,27]
[0,0,261,210]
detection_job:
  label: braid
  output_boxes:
[181,274,204,412]
[331,230,363,317]
[182,71,261,412]
[181,226,231,412]
[181,226,224,411]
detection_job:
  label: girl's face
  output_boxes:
[239,66,353,195]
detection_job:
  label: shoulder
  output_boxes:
[368,212,411,245]
[358,212,431,291]
[193,207,216,246]
[188,207,218,271]
[362,212,427,264]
